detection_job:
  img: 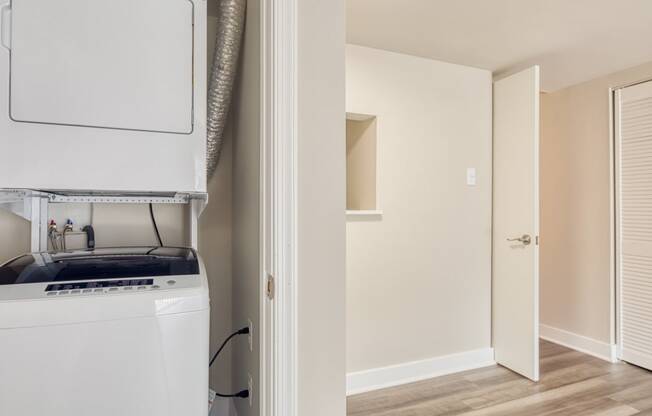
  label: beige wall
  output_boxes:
[0,203,192,260]
[346,117,377,210]
[202,15,233,394]
[540,60,652,344]
[297,0,347,414]
[0,204,189,260]
[346,45,493,373]
[230,0,261,414]
[201,135,234,394]
[0,211,29,262]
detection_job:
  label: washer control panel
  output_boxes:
[45,279,155,296]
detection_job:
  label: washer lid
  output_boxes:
[0,247,199,286]
[8,0,194,133]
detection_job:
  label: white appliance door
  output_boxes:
[492,66,540,381]
[617,80,652,371]
[9,0,193,133]
[0,311,209,416]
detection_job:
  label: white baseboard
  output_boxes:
[540,324,618,363]
[346,347,495,396]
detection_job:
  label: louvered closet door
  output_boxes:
[618,80,652,371]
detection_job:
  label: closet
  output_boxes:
[616,79,652,371]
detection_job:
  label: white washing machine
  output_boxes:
[0,247,210,416]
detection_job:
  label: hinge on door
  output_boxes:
[266,274,275,300]
[536,235,539,245]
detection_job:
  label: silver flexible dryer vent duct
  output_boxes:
[206,0,247,179]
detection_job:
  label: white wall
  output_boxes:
[540,60,652,345]
[296,0,347,414]
[346,45,493,376]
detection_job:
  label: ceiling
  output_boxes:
[346,0,652,91]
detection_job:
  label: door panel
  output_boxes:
[493,66,540,381]
[617,80,652,371]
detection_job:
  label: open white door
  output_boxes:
[493,66,540,381]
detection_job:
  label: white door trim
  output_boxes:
[261,0,298,415]
[611,86,621,357]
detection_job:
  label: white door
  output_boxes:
[616,80,652,371]
[493,66,540,381]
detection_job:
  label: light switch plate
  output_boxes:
[466,168,477,186]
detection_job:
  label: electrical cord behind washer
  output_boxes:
[210,326,250,399]
[149,203,163,246]
[216,390,250,399]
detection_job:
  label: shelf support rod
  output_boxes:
[29,196,48,252]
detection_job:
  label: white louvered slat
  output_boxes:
[619,80,652,371]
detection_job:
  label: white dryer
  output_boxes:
[0,0,207,193]
[0,247,210,416]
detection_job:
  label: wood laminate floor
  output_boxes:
[347,340,652,416]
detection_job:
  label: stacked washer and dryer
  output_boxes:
[0,0,222,414]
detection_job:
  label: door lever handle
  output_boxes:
[507,234,531,245]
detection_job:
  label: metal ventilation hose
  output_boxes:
[207,0,247,179]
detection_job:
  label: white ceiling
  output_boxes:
[346,0,652,91]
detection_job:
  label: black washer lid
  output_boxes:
[0,247,199,285]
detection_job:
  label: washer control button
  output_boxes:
[167,280,176,286]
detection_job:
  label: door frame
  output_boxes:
[261,0,298,415]
[611,77,652,360]
[611,85,620,358]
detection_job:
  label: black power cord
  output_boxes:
[210,326,250,399]
[216,390,250,399]
[148,203,163,246]
[210,326,250,367]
